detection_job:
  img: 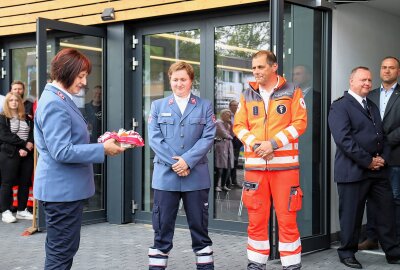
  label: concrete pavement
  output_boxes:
[1,219,398,270]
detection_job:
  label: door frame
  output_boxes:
[36,18,107,229]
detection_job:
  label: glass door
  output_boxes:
[282,3,330,251]
[36,18,106,228]
[133,4,330,255]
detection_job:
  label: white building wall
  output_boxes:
[331,3,400,233]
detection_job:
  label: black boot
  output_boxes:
[283,263,302,270]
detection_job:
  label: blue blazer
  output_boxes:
[328,91,390,183]
[34,83,105,202]
[148,94,216,191]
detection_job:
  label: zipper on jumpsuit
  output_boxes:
[249,87,269,171]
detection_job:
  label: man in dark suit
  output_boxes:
[328,66,400,269]
[359,56,400,250]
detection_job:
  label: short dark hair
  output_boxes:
[50,48,92,89]
[252,50,277,66]
[168,61,194,81]
[11,80,25,90]
[382,56,400,67]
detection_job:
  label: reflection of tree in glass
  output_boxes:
[215,22,270,59]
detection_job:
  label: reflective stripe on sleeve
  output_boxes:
[275,131,289,146]
[286,126,299,139]
[237,129,250,140]
[245,134,256,146]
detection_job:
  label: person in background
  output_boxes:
[214,108,234,192]
[359,56,400,250]
[10,80,34,119]
[228,100,242,188]
[233,50,307,270]
[84,85,102,143]
[0,92,34,223]
[328,66,400,269]
[147,61,216,270]
[34,48,125,270]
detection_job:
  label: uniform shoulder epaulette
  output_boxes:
[333,96,344,102]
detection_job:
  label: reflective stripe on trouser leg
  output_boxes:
[149,248,168,269]
[243,171,271,265]
[195,246,214,269]
[269,169,302,267]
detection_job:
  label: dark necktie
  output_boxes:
[362,99,368,111]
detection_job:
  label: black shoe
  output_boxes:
[386,255,400,264]
[340,257,362,269]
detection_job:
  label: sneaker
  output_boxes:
[2,210,17,223]
[215,186,222,192]
[222,186,231,191]
[16,209,33,220]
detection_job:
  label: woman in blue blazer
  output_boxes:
[34,48,125,270]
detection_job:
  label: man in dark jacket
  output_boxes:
[328,66,400,269]
[359,56,400,250]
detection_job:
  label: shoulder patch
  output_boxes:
[333,96,344,102]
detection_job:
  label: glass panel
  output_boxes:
[214,22,270,221]
[142,29,201,212]
[284,5,323,237]
[58,35,105,211]
[11,38,103,212]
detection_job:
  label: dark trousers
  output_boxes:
[0,152,33,212]
[42,200,84,270]
[337,177,400,260]
[366,166,400,242]
[150,189,213,269]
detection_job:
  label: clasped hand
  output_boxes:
[254,141,274,161]
[172,156,190,177]
[368,155,385,170]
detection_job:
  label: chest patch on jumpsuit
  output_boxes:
[276,104,287,114]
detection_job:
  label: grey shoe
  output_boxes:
[247,260,266,270]
[283,263,302,270]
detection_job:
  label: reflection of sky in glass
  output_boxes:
[214,22,270,112]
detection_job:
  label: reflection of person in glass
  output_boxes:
[214,109,234,192]
[34,48,125,270]
[147,61,216,270]
[84,85,102,143]
[292,65,321,236]
[229,100,242,188]
[233,50,307,270]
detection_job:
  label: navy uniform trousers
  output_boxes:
[42,200,84,270]
[337,177,400,260]
[149,189,214,270]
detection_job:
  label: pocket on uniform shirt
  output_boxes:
[158,117,175,139]
[189,117,206,139]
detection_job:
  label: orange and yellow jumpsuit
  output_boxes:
[233,76,307,268]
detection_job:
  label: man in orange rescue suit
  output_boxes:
[233,50,307,270]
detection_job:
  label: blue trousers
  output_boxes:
[150,189,214,270]
[42,200,84,270]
